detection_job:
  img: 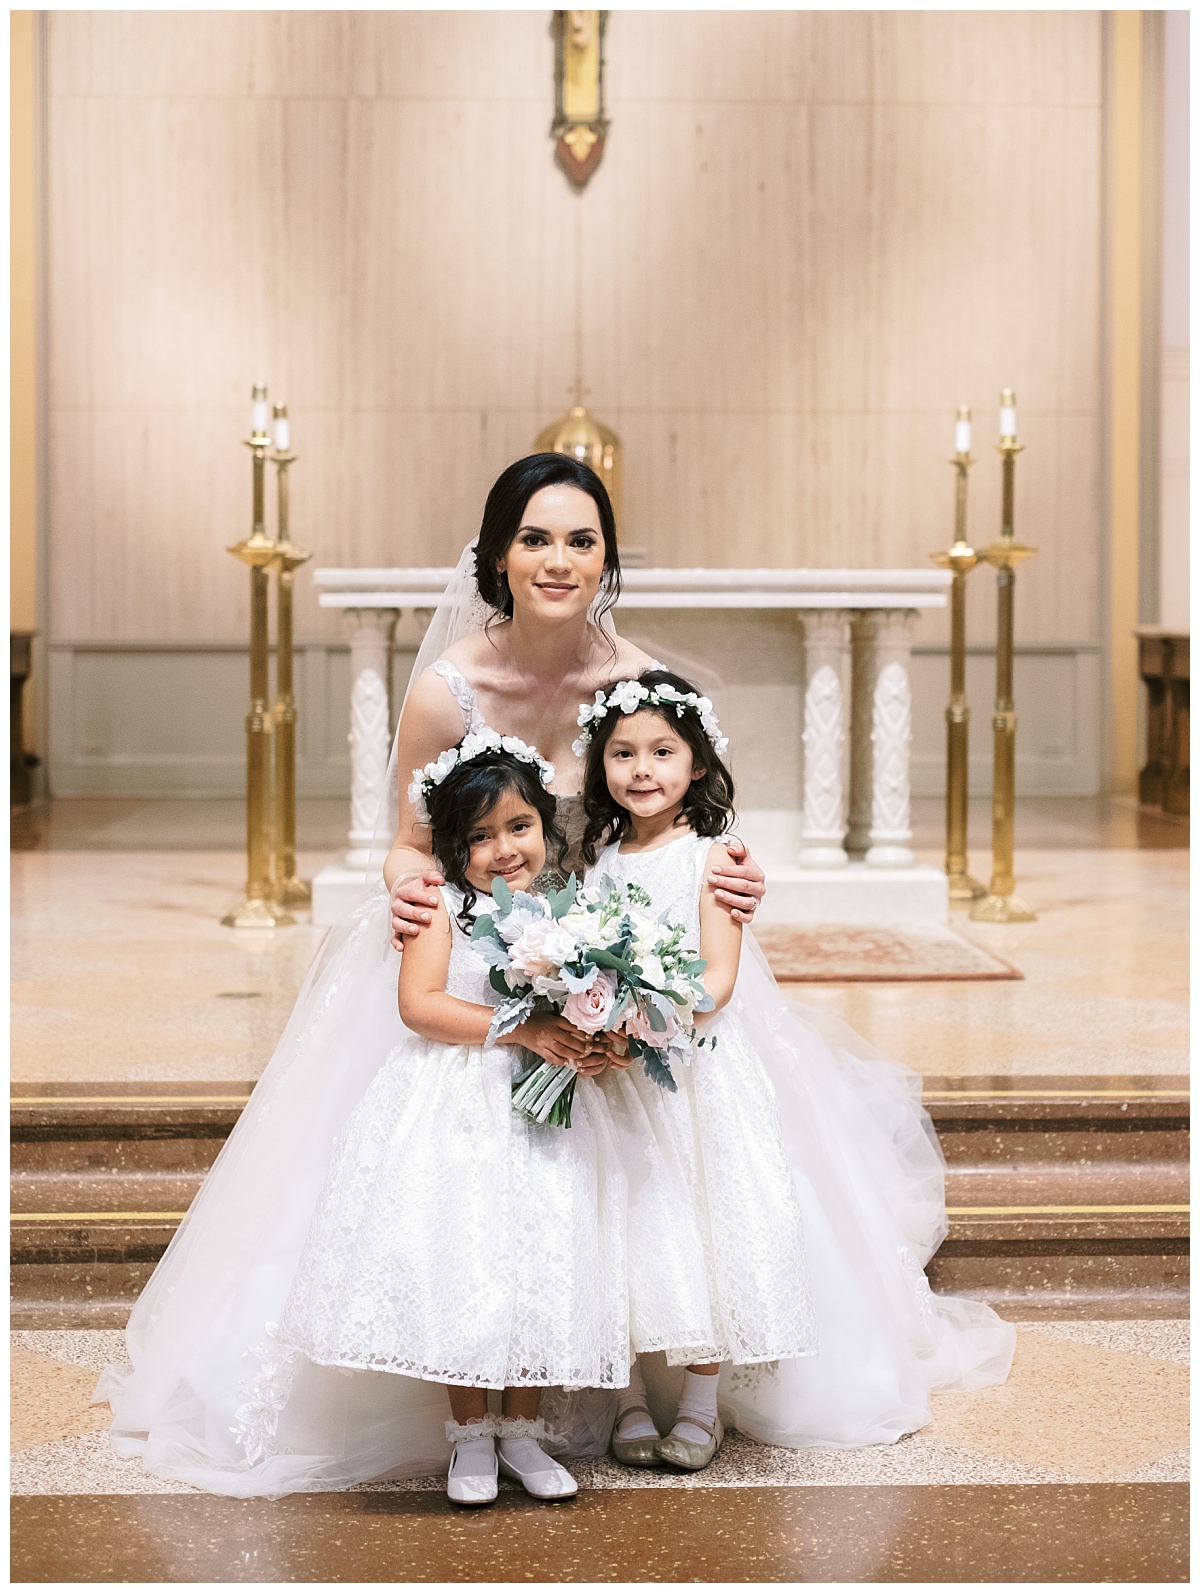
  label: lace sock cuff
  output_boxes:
[445,1415,498,1444]
[494,1415,548,1442]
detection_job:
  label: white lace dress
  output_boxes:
[279,884,631,1392]
[591,834,816,1369]
[590,830,1016,1450]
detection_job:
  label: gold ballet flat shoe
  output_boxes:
[611,1404,663,1468]
[655,1413,724,1472]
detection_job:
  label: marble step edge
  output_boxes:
[11,1292,1191,1331]
[11,1208,1190,1262]
[10,1076,1190,1134]
[10,1166,1190,1213]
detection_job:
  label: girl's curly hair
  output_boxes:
[425,749,565,931]
[579,669,736,864]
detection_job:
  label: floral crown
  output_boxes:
[572,679,730,760]
[409,728,555,825]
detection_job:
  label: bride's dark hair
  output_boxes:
[474,454,621,624]
[580,669,736,864]
[425,749,565,931]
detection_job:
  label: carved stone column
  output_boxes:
[846,613,876,858]
[866,608,916,868]
[798,611,850,867]
[345,608,399,866]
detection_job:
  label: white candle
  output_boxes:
[999,388,1017,440]
[273,407,290,452]
[251,384,269,436]
[955,407,972,455]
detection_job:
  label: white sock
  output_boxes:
[451,1435,495,1478]
[669,1369,719,1445]
[499,1436,558,1472]
[615,1358,658,1442]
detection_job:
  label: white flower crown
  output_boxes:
[409,728,555,825]
[571,679,730,760]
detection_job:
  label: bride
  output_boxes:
[98,453,1013,1499]
[97,454,766,1498]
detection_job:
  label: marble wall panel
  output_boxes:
[47,9,1104,665]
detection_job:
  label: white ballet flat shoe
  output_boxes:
[446,1443,498,1506]
[497,1445,578,1500]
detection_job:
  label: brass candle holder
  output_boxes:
[971,390,1037,924]
[222,387,294,929]
[931,408,986,902]
[269,405,312,910]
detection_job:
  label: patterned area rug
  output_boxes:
[757,921,1023,982]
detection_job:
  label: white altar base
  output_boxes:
[310,567,951,928]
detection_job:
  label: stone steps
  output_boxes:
[11,1076,1189,1329]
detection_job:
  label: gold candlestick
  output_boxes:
[931,407,986,902]
[971,390,1037,924]
[270,405,312,910]
[223,388,294,929]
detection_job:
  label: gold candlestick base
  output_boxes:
[276,878,313,910]
[949,872,988,902]
[969,891,1036,924]
[222,896,295,930]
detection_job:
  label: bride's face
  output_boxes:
[497,485,607,625]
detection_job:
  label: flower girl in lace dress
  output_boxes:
[575,670,1015,1474]
[279,738,629,1506]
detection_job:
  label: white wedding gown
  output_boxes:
[97,643,1014,1497]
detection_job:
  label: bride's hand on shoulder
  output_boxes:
[390,871,446,948]
[708,836,765,925]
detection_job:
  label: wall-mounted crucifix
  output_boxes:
[552,10,608,188]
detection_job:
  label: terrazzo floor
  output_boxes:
[10,845,1188,1083]
[12,1321,1188,1497]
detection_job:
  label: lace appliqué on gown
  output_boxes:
[231,1324,300,1466]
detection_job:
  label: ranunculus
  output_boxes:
[623,1001,678,1046]
[563,969,618,1033]
[507,918,578,979]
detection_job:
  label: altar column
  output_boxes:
[797,611,850,867]
[344,607,399,867]
[865,608,917,867]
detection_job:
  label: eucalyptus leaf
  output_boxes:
[491,876,513,914]
[640,1049,678,1093]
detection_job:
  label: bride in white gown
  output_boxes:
[97,454,1013,1499]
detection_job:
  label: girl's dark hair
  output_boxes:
[474,453,621,624]
[425,749,565,931]
[580,669,736,863]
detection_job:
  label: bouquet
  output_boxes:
[471,875,715,1128]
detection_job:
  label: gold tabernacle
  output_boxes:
[971,391,1037,925]
[269,406,313,909]
[535,403,624,537]
[222,386,294,929]
[931,407,986,901]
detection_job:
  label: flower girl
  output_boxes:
[279,734,629,1506]
[576,670,1016,1472]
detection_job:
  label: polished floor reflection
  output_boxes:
[11,1484,1188,1583]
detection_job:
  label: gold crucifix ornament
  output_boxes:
[552,11,608,188]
